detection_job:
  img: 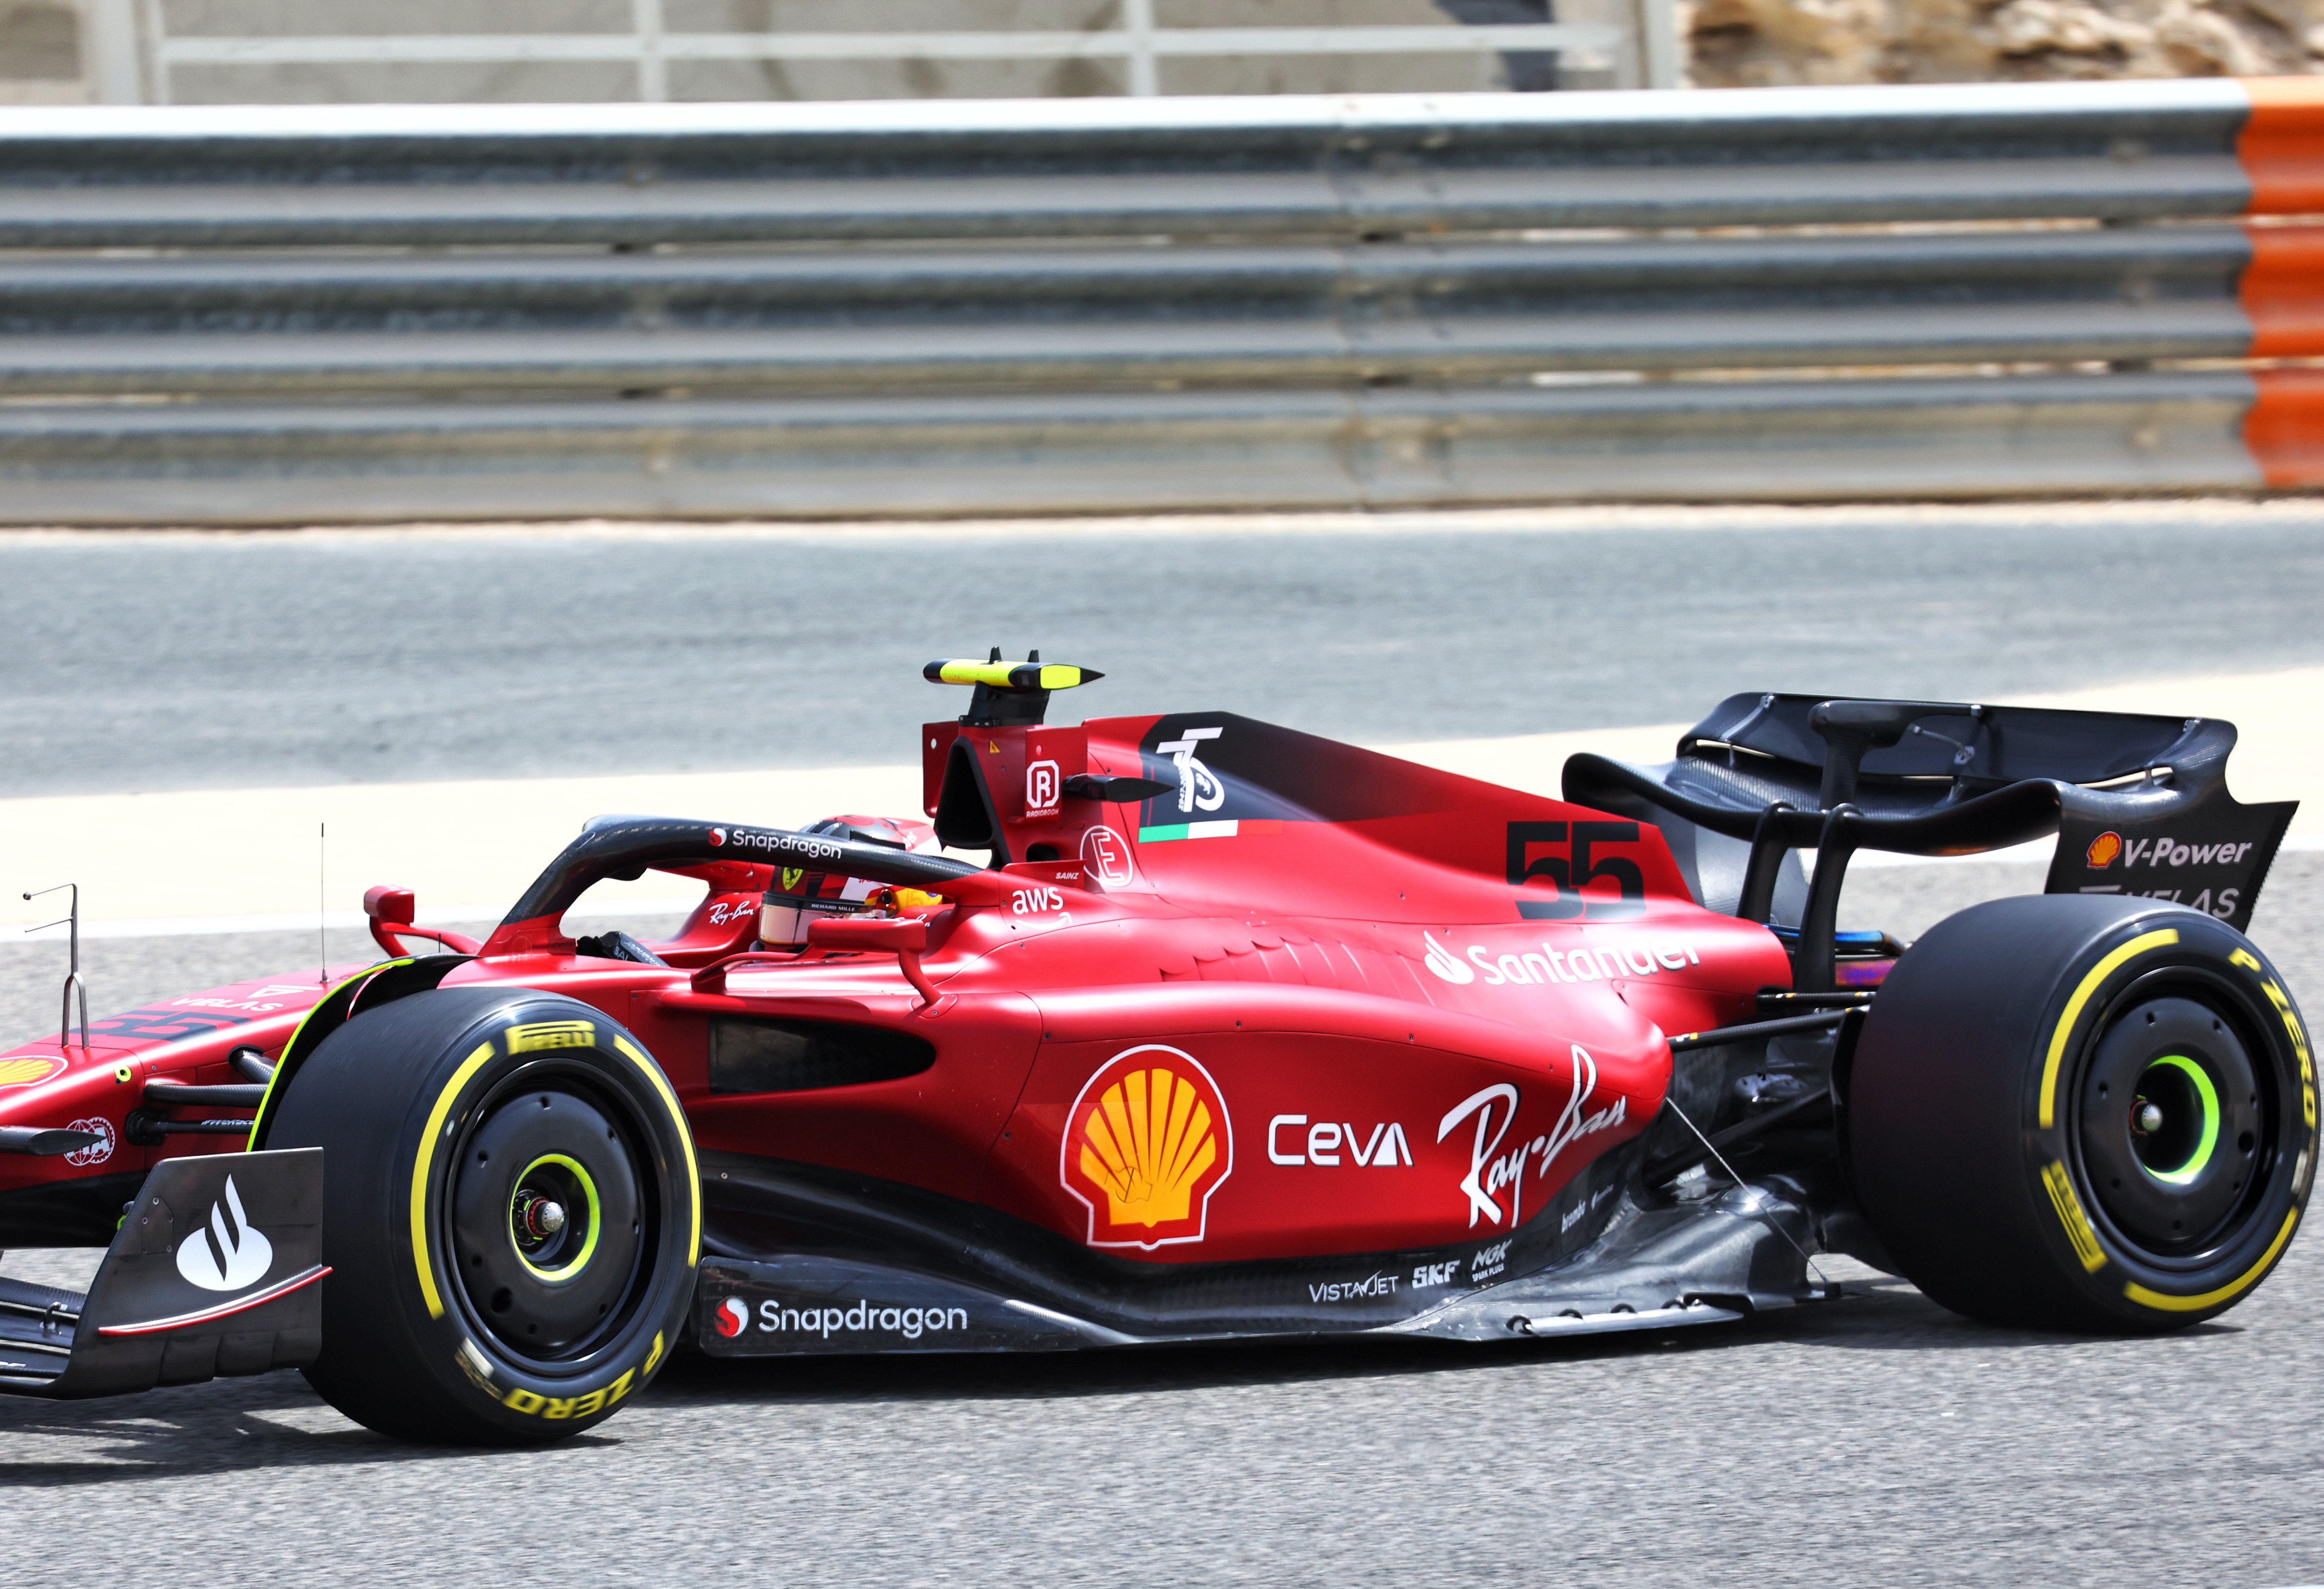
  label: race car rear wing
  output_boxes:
[1562,693,2295,990]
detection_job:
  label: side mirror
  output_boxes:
[362,885,480,959]
[805,917,928,955]
[363,885,416,926]
[805,916,937,1009]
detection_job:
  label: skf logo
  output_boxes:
[708,827,727,847]
[1061,1045,1233,1250]
[2087,831,2123,869]
[1422,932,1475,984]
[1026,759,1061,820]
[176,1176,273,1293]
[714,1297,749,1338]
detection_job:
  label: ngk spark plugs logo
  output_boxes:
[1060,1045,1233,1250]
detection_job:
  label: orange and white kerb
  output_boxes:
[1060,1044,1234,1250]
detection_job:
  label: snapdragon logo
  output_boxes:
[175,1176,273,1293]
[1422,932,1475,984]
[758,1299,970,1340]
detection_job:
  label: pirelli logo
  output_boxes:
[2041,1160,2108,1273]
[505,1020,595,1054]
[455,1332,663,1419]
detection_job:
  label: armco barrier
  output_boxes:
[3,79,2324,521]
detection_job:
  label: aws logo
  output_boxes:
[1060,1046,1233,1250]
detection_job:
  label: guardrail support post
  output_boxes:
[1635,0,1680,88]
[634,0,667,102]
[1120,0,1159,96]
[83,0,143,103]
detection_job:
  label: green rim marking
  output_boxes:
[2144,1054,2222,1186]
[513,1152,601,1282]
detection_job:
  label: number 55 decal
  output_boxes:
[1506,822,1646,920]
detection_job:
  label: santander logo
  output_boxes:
[1422,932,1475,984]
[176,1176,273,1293]
[714,1297,749,1338]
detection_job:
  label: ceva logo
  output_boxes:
[1422,932,1475,984]
[714,1297,749,1338]
[176,1175,273,1293]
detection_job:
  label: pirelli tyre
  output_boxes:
[267,987,700,1443]
[1850,894,2315,1332]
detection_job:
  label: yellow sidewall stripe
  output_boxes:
[2041,929,2180,1129]
[615,1034,701,1268]
[2124,1208,2300,1313]
[410,1040,497,1321]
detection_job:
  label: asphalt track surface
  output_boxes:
[6,503,2324,797]
[6,507,2324,1585]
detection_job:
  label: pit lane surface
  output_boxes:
[6,504,2324,1585]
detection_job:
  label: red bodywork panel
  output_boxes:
[2,710,1790,1263]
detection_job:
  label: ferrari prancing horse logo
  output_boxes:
[1060,1045,1234,1250]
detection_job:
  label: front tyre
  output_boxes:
[268,988,700,1443]
[1851,895,2315,1331]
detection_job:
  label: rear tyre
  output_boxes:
[268,987,700,1443]
[1850,895,2314,1331]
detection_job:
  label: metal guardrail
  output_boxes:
[2,80,2322,522]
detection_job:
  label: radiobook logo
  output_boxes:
[1422,932,1475,984]
[176,1175,273,1293]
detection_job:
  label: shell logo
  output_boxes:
[2087,831,2123,870]
[1060,1045,1233,1250]
[0,1056,65,1089]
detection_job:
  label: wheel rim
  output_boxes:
[510,1153,601,1281]
[2132,1054,2221,1187]
[447,1066,652,1363]
[2077,989,2266,1260]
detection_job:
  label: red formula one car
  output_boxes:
[1,659,2313,1444]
